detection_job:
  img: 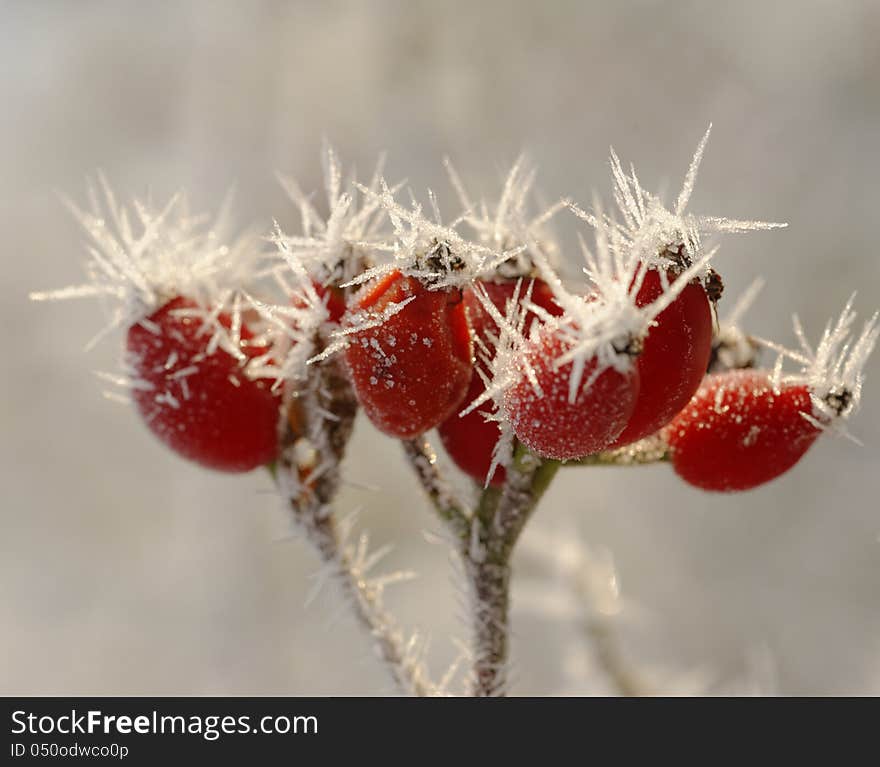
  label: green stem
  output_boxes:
[465,442,559,695]
[566,437,670,467]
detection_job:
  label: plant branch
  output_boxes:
[277,354,436,696]
[401,437,470,538]
[289,500,436,696]
[458,443,560,696]
[583,613,650,697]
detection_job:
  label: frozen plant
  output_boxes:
[32,133,878,696]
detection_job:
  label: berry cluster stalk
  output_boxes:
[403,438,558,696]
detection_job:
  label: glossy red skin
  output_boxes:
[608,269,713,448]
[664,370,821,492]
[344,270,473,438]
[438,374,505,485]
[504,325,640,461]
[126,296,281,472]
[438,278,562,486]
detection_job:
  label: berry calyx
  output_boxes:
[343,270,472,438]
[663,370,821,492]
[126,296,282,472]
[607,266,713,448]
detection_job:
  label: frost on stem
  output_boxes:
[279,465,437,697]
[759,297,879,439]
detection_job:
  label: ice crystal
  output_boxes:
[571,125,786,276]
[346,178,516,292]
[30,175,269,352]
[462,279,541,414]
[759,297,879,434]
[243,223,337,388]
[444,155,567,279]
[273,144,392,291]
[456,279,535,484]
[528,210,716,403]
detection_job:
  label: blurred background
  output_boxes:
[2,0,879,695]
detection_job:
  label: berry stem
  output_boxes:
[291,505,436,696]
[464,551,511,696]
[568,435,670,467]
[465,444,559,696]
[278,351,436,696]
[401,437,470,538]
[404,435,559,695]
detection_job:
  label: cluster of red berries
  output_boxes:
[37,148,877,496]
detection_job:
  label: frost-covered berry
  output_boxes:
[438,278,560,485]
[463,279,560,346]
[665,300,878,492]
[663,371,819,491]
[438,374,505,485]
[127,296,281,472]
[504,320,640,460]
[607,265,713,448]
[343,270,472,438]
[493,202,716,462]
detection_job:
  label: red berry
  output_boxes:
[438,374,505,486]
[504,323,640,461]
[664,369,821,492]
[438,278,562,485]
[126,296,281,472]
[463,278,560,350]
[608,268,713,448]
[343,270,473,438]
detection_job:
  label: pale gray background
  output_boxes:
[2,0,879,695]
